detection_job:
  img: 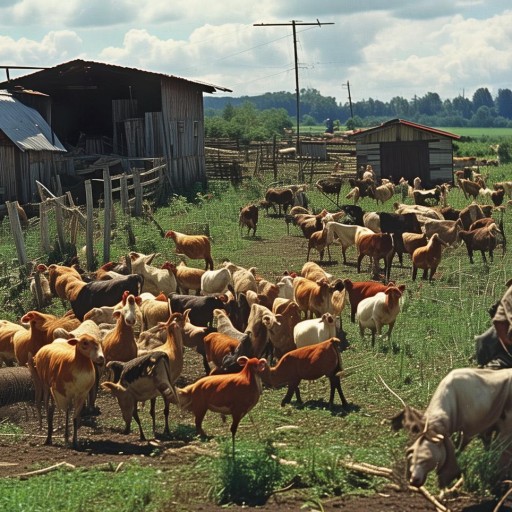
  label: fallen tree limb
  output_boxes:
[15,462,76,479]
[342,460,450,512]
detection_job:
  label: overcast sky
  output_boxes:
[0,1,510,105]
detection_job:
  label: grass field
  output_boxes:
[0,167,511,510]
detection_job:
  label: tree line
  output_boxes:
[204,87,512,131]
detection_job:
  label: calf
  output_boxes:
[261,338,348,408]
[101,351,178,440]
[356,286,402,346]
[32,335,104,448]
[343,279,405,323]
[412,233,447,281]
[239,204,259,236]
[293,277,345,319]
[293,313,337,348]
[459,223,499,264]
[356,232,394,281]
[174,356,267,449]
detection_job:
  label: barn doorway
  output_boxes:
[380,141,429,185]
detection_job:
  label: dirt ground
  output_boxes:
[0,391,503,512]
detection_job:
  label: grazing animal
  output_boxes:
[421,218,464,247]
[169,293,232,328]
[412,233,447,281]
[301,261,333,283]
[323,221,374,265]
[268,299,301,359]
[265,188,293,216]
[162,261,204,295]
[356,286,403,346]
[396,368,512,489]
[201,267,232,296]
[293,277,345,319]
[101,352,178,440]
[165,230,214,270]
[459,223,499,264]
[173,356,267,450]
[458,178,482,200]
[401,232,428,257]
[293,313,336,348]
[0,320,26,366]
[356,232,394,281]
[32,335,105,448]
[129,252,178,296]
[307,228,331,262]
[239,204,259,236]
[261,338,348,408]
[343,279,406,323]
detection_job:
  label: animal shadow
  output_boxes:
[298,399,359,417]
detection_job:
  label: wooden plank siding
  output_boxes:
[160,78,206,191]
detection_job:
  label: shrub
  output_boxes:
[212,439,282,506]
[497,142,512,164]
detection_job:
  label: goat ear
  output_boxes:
[237,356,249,366]
[135,296,142,306]
[183,308,191,322]
[112,310,122,319]
[67,338,79,347]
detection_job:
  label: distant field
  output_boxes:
[436,127,512,138]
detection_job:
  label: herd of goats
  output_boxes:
[1,161,512,500]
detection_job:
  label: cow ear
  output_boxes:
[398,284,406,292]
[237,356,249,366]
[218,294,228,303]
[36,264,48,272]
[67,338,79,347]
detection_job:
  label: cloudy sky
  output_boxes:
[0,0,510,105]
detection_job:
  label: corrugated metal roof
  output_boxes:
[0,91,66,152]
[349,118,460,140]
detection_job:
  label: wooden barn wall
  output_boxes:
[355,143,381,177]
[0,144,17,201]
[145,112,164,157]
[355,125,440,144]
[356,137,454,184]
[428,139,454,183]
[160,79,205,191]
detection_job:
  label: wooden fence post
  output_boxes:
[85,180,95,271]
[54,196,66,253]
[102,168,112,264]
[6,201,28,268]
[32,264,44,309]
[39,200,51,253]
[132,168,142,217]
[120,173,129,214]
[272,135,277,180]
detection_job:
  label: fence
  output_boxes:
[2,160,168,309]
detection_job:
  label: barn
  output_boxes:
[0,59,231,197]
[0,88,66,204]
[348,119,460,186]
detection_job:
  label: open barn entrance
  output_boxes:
[380,141,429,185]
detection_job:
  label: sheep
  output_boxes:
[293,313,337,348]
[260,338,348,408]
[165,230,214,270]
[356,286,403,347]
[31,335,105,448]
[412,233,448,281]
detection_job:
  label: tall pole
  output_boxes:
[254,20,334,180]
[343,81,354,119]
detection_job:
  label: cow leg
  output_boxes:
[327,245,332,262]
[329,373,348,408]
[64,408,70,446]
[357,254,364,273]
[150,398,157,436]
[429,266,437,281]
[319,249,324,261]
[195,409,208,438]
[282,381,300,406]
[202,354,211,375]
[412,266,418,281]
[371,328,376,347]
[387,320,396,340]
[422,268,428,280]
[481,251,488,264]
[45,401,55,446]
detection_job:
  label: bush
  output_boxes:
[212,439,282,506]
[497,142,512,164]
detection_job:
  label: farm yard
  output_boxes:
[0,153,512,511]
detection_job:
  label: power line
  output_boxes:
[254,20,334,178]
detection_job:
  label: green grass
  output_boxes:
[0,462,170,512]
[1,162,512,508]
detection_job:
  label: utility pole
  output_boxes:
[343,81,354,119]
[254,20,334,180]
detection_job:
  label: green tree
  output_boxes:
[472,87,494,110]
[496,88,512,119]
[416,92,443,116]
[452,95,473,118]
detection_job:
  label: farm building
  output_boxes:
[348,119,460,186]
[0,89,66,204]
[0,59,231,200]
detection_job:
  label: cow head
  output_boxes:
[406,427,460,489]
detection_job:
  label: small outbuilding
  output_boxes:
[0,59,231,198]
[348,119,460,186]
[0,89,66,204]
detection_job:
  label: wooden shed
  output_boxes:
[0,60,231,193]
[348,119,460,186]
[0,89,66,204]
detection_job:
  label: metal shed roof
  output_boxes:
[0,91,66,152]
[348,118,460,140]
